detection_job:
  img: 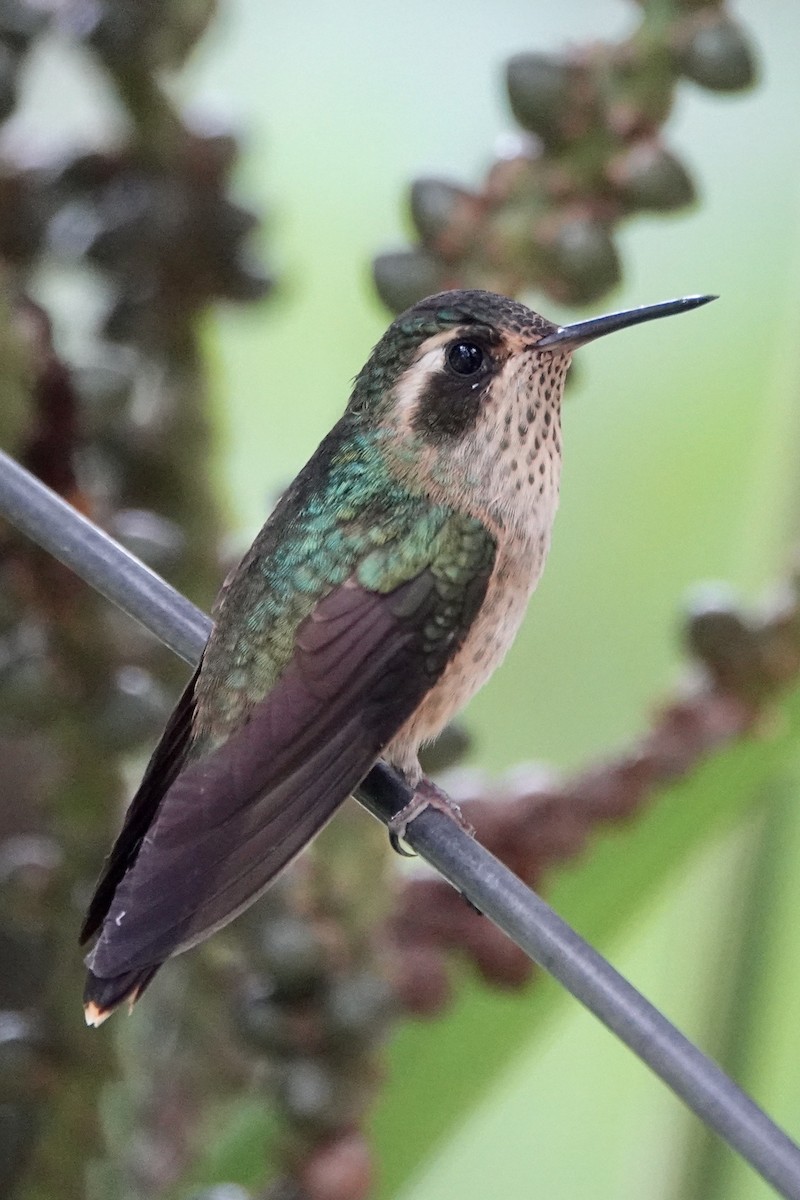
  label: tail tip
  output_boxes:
[83,965,158,1027]
[84,1000,113,1028]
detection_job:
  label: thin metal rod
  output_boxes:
[2,447,800,1199]
[360,766,800,1200]
[0,450,210,663]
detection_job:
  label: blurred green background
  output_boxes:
[198,2,800,1197]
[22,1,800,1196]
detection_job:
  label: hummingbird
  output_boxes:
[81,287,715,1025]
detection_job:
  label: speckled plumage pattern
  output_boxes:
[377,297,569,776]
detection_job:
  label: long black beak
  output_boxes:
[536,294,717,352]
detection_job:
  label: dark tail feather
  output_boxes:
[83,964,160,1027]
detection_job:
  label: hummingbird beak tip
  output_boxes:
[536,292,718,352]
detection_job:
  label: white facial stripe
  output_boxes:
[391,328,462,419]
[393,344,445,416]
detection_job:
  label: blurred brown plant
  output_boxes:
[0,2,271,1196]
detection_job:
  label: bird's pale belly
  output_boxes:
[385,530,549,781]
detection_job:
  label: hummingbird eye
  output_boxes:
[445,341,485,377]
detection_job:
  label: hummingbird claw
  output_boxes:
[387,777,475,856]
[389,828,417,857]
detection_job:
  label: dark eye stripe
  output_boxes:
[410,342,499,443]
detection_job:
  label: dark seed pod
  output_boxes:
[80,0,216,70]
[276,1058,341,1132]
[73,358,136,444]
[93,666,171,752]
[0,1,50,52]
[210,197,260,247]
[373,249,444,314]
[757,592,800,687]
[0,834,63,929]
[542,217,620,305]
[607,142,695,212]
[418,722,471,774]
[184,129,240,183]
[48,150,124,194]
[0,1094,40,1192]
[506,53,585,148]
[0,170,46,262]
[0,40,19,123]
[215,249,273,303]
[0,628,59,723]
[323,972,394,1044]
[102,286,159,346]
[259,917,327,999]
[684,586,766,694]
[236,988,323,1056]
[675,13,757,93]
[410,178,474,248]
[0,1010,44,1098]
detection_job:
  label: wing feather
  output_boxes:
[84,508,497,1019]
[85,571,457,984]
[79,664,201,945]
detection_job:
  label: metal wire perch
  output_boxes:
[1,446,799,1199]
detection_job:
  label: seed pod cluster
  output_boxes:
[375,0,756,312]
[227,873,393,1200]
[1,136,270,352]
[0,3,272,1193]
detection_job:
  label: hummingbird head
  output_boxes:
[350,288,715,532]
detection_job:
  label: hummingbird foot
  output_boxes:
[388,776,475,856]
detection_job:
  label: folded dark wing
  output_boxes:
[80,664,201,944]
[85,570,463,983]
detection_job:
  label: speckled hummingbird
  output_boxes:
[81,287,715,1024]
